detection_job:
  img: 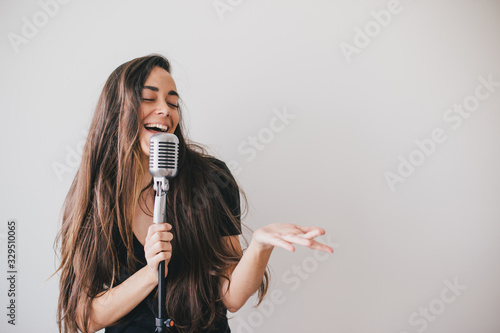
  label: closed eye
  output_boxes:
[141,98,179,109]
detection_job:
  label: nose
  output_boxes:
[155,108,170,117]
[154,101,171,117]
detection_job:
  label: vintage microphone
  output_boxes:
[149,132,179,332]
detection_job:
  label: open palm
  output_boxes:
[252,223,334,253]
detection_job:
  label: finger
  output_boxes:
[145,240,171,257]
[151,231,174,243]
[153,250,171,264]
[268,236,295,252]
[146,224,173,243]
[149,223,172,233]
[165,240,172,251]
[280,234,334,253]
[305,239,334,253]
[146,242,172,258]
[144,232,171,252]
[295,226,325,238]
[158,251,172,262]
[279,233,315,247]
[151,252,171,271]
[147,223,172,238]
[296,230,323,240]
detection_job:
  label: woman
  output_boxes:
[53,54,333,333]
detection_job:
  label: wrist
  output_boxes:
[250,235,274,254]
[142,266,159,288]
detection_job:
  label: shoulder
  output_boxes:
[205,156,230,171]
[204,157,236,184]
[204,157,242,236]
[204,156,239,193]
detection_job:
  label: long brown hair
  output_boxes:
[52,54,270,333]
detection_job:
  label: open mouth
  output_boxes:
[144,123,169,133]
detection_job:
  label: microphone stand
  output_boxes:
[153,178,174,332]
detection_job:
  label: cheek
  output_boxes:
[141,141,149,156]
[173,112,180,127]
[140,141,150,157]
[139,107,147,122]
[139,128,150,155]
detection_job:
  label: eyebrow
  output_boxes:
[142,85,179,97]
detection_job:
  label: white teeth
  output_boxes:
[145,123,169,132]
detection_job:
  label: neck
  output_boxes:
[140,155,153,189]
[141,172,153,190]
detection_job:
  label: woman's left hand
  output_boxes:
[252,223,334,253]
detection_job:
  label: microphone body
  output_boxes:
[149,133,179,223]
[149,132,179,332]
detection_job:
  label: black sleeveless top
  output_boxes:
[105,158,241,333]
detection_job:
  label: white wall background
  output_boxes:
[1,0,499,332]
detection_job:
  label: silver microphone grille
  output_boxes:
[149,133,179,178]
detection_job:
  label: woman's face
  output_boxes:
[139,66,180,158]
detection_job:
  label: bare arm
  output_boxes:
[220,235,273,313]
[220,223,334,312]
[77,266,158,332]
[78,223,174,332]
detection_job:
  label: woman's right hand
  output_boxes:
[144,223,173,283]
